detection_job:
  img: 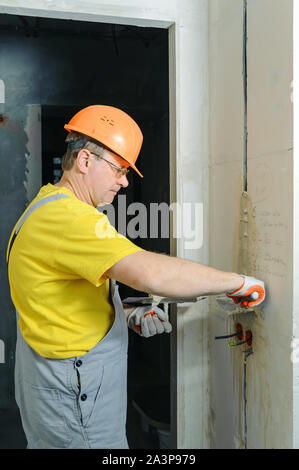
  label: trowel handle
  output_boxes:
[249,291,259,300]
[242,291,259,307]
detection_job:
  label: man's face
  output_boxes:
[86,148,130,207]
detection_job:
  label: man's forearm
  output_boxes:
[141,252,243,297]
[106,251,244,298]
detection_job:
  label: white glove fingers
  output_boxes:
[227,275,266,308]
[140,316,151,337]
[145,314,158,336]
[128,306,172,337]
[163,321,172,334]
[152,314,165,334]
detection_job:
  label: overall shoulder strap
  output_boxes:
[7,194,71,266]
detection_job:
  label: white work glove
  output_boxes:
[127,305,172,338]
[226,275,266,309]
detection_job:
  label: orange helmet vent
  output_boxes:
[64,105,143,177]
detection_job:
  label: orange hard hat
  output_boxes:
[64,105,143,177]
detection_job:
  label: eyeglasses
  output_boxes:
[90,152,130,178]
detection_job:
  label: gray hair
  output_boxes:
[61,131,107,171]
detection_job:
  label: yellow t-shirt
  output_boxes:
[7,183,143,359]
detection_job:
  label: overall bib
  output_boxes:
[9,195,129,449]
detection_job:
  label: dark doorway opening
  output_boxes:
[1,13,169,449]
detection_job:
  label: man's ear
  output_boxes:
[77,149,91,172]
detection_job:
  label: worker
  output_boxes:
[6,105,265,449]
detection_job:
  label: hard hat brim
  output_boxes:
[64,123,143,178]
[129,162,143,178]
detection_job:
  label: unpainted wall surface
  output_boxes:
[172,2,210,449]
[209,0,293,448]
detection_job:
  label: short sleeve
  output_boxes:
[53,211,144,287]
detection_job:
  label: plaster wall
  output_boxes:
[209,0,293,448]
[293,0,299,448]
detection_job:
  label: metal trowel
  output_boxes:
[215,293,257,315]
[122,295,208,307]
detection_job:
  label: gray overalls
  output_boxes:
[8,194,129,449]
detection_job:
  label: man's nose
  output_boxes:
[119,173,129,188]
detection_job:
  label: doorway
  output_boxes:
[0,13,169,448]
